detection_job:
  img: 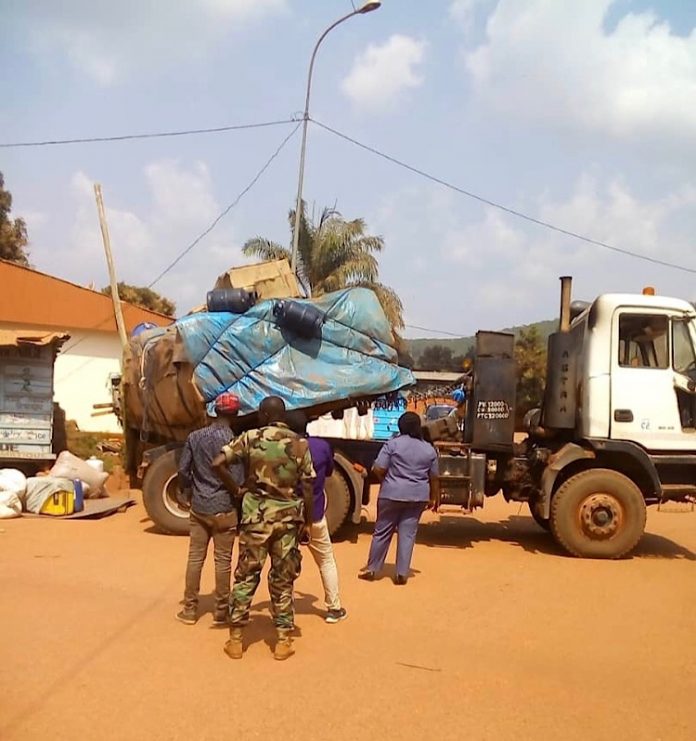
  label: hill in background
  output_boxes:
[407,318,557,363]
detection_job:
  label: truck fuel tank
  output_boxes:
[436,446,486,510]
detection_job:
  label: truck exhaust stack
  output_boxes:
[541,276,579,431]
[559,276,572,333]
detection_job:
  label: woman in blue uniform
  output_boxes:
[359,412,439,585]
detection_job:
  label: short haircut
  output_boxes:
[285,409,308,435]
[398,411,423,439]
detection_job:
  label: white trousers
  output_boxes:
[308,516,341,610]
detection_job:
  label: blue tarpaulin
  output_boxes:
[175,288,415,416]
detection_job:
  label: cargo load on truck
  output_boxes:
[120,286,414,443]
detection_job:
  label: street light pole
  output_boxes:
[290,2,381,278]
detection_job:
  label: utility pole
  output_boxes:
[94,183,129,353]
[290,2,382,275]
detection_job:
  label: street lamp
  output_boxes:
[290,1,382,277]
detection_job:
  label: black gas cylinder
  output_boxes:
[206,288,257,313]
[273,300,325,339]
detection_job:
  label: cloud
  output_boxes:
[341,34,426,113]
[145,160,219,229]
[373,174,696,335]
[444,174,696,315]
[462,0,696,142]
[449,0,493,35]
[31,161,241,313]
[14,0,288,85]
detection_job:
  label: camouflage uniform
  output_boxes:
[222,423,315,630]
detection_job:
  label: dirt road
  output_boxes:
[2,495,695,740]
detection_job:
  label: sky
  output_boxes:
[2,0,696,338]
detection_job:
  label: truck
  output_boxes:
[119,276,696,559]
[0,331,68,475]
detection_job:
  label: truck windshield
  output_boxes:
[618,314,668,368]
[672,319,696,376]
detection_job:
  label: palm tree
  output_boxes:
[242,203,404,330]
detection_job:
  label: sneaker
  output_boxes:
[325,608,348,624]
[394,574,407,586]
[357,570,376,581]
[212,612,229,627]
[176,610,197,625]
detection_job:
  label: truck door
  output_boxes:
[610,311,682,448]
[671,318,696,436]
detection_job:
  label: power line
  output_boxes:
[148,121,302,288]
[311,118,696,276]
[52,121,301,376]
[0,118,298,149]
[406,324,463,338]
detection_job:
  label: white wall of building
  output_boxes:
[0,322,123,433]
[53,331,123,433]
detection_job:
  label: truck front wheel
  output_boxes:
[528,499,551,531]
[142,450,190,536]
[550,468,646,558]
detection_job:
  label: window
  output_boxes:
[618,314,668,369]
[672,320,696,375]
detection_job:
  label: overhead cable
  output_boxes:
[148,121,302,288]
[311,118,696,276]
[406,324,464,338]
[0,118,298,149]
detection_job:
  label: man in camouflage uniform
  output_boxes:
[213,396,315,661]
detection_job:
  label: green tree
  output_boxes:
[416,344,471,371]
[514,326,547,424]
[101,283,176,317]
[242,202,404,330]
[418,345,454,370]
[0,172,30,266]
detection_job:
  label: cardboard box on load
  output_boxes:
[214,259,300,300]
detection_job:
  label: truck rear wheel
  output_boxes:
[142,450,190,535]
[550,468,646,559]
[324,471,352,536]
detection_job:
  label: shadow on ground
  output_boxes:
[228,592,322,652]
[350,512,696,560]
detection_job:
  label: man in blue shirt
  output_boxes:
[176,393,245,626]
[287,411,347,624]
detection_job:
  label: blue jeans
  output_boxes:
[366,499,427,577]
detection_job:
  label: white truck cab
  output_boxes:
[577,292,696,448]
[510,282,696,558]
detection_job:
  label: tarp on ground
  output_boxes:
[122,287,414,441]
[176,288,415,416]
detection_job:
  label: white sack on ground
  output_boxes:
[50,451,108,497]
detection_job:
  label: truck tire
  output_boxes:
[528,499,551,531]
[324,471,352,536]
[142,449,190,536]
[550,468,646,559]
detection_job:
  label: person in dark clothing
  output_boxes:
[176,393,245,626]
[359,412,439,585]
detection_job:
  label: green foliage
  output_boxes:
[65,421,121,474]
[514,325,547,424]
[0,171,30,266]
[396,343,415,369]
[101,282,176,317]
[416,344,470,371]
[243,202,404,330]
[408,319,557,359]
